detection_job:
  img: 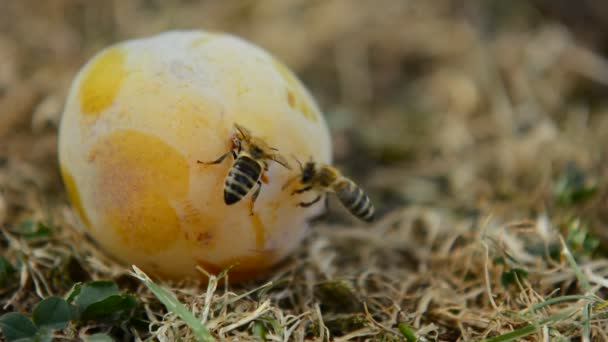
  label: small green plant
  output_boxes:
[132,265,215,342]
[398,322,418,342]
[493,255,529,289]
[500,268,529,289]
[0,311,46,342]
[0,280,137,342]
[66,280,138,321]
[9,220,52,239]
[314,280,363,313]
[480,236,607,341]
[565,219,600,258]
[252,320,268,341]
[554,162,598,205]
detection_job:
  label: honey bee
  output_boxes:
[284,159,375,222]
[198,123,290,212]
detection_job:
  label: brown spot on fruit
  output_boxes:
[273,59,318,122]
[287,89,296,108]
[197,232,213,245]
[179,199,219,249]
[180,200,205,226]
[90,129,189,254]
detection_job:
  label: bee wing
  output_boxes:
[233,123,251,140]
[271,153,291,169]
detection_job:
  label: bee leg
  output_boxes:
[234,139,242,154]
[282,175,299,190]
[197,150,233,165]
[307,196,329,224]
[249,180,262,215]
[291,185,313,195]
[298,195,322,208]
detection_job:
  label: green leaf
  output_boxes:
[0,256,16,287]
[26,328,54,342]
[79,294,137,321]
[554,162,598,205]
[252,321,267,341]
[566,220,600,257]
[398,322,417,342]
[83,333,114,342]
[0,312,38,341]
[132,266,214,342]
[256,317,281,336]
[32,297,73,330]
[12,220,51,239]
[72,281,119,313]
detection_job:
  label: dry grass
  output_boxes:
[2,0,608,341]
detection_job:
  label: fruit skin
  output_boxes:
[58,30,332,282]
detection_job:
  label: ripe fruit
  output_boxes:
[58,31,332,282]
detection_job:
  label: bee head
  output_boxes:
[301,161,316,183]
[231,136,241,150]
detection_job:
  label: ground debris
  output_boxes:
[2,0,608,341]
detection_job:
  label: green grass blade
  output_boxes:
[559,235,591,293]
[131,266,215,342]
[482,309,577,342]
[581,304,590,342]
[482,324,536,342]
[523,295,597,313]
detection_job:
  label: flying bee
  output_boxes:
[198,123,290,213]
[284,158,375,222]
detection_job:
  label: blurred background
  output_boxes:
[2,1,608,340]
[1,0,607,233]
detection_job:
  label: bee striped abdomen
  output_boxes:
[335,180,375,222]
[224,156,261,205]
